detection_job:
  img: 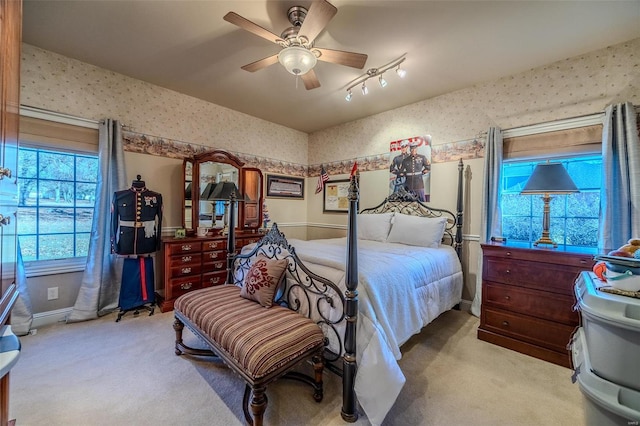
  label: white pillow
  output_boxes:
[387,213,448,248]
[357,212,394,242]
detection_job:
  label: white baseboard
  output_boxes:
[458,299,472,312]
[32,307,72,329]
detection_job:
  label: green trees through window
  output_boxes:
[17,147,98,261]
[501,156,601,252]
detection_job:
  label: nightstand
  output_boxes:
[477,243,594,367]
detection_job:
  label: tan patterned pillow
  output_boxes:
[240,255,288,307]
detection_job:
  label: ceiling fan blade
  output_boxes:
[315,48,368,69]
[223,12,282,44]
[241,54,279,73]
[298,0,337,43]
[301,70,321,90]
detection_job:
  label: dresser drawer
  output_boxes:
[169,263,203,278]
[202,239,226,251]
[166,241,202,255]
[168,275,202,299]
[482,244,593,268]
[202,270,227,287]
[484,258,580,295]
[202,249,226,262]
[482,307,576,353]
[202,259,226,271]
[168,252,202,267]
[484,282,578,325]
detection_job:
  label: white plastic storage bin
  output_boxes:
[574,272,640,391]
[571,328,640,425]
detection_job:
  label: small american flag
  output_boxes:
[315,165,329,194]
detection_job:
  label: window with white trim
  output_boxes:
[17,147,98,261]
[17,112,99,269]
[501,155,601,252]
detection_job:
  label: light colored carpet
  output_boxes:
[9,308,585,425]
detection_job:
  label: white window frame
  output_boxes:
[19,106,99,278]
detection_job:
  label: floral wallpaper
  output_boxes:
[20,38,640,178]
[308,38,640,169]
[20,44,309,166]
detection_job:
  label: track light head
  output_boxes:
[361,82,368,95]
[396,66,407,78]
[345,89,352,102]
[379,74,387,88]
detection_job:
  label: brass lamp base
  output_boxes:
[533,233,558,248]
[533,193,558,248]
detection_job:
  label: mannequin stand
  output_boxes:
[116,303,155,322]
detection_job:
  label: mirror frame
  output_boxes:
[182,150,263,235]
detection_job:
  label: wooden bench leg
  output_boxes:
[244,384,267,426]
[173,318,185,355]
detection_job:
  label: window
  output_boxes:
[501,155,601,253]
[17,147,98,261]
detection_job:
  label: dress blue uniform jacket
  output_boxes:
[111,186,163,255]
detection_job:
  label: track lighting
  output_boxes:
[344,56,406,101]
[345,89,352,102]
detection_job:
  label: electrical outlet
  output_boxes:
[47,287,59,300]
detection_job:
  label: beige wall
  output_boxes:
[19,38,640,315]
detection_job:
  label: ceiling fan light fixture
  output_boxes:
[396,65,407,78]
[379,74,387,88]
[361,82,368,95]
[278,46,317,76]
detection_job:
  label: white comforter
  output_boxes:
[286,237,463,425]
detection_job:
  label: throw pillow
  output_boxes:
[240,255,288,307]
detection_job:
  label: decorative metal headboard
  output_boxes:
[230,224,346,364]
[358,159,464,258]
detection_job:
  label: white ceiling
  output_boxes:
[22,1,640,134]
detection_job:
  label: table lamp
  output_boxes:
[201,181,239,234]
[520,162,578,248]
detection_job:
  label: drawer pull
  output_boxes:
[504,295,510,301]
[214,262,224,268]
[181,244,193,251]
[505,269,511,274]
[181,267,192,274]
[181,255,192,263]
[502,320,509,327]
[180,282,193,290]
[505,251,512,256]
[209,277,221,285]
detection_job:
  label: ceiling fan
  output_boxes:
[223,0,368,90]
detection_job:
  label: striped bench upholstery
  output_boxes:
[175,285,325,380]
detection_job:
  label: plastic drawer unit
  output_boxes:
[571,327,640,425]
[574,271,640,392]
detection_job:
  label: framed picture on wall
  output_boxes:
[266,174,304,199]
[323,179,350,213]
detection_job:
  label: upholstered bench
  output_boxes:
[173,223,341,426]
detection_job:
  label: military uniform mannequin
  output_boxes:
[111,177,163,255]
[111,176,163,316]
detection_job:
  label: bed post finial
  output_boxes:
[342,172,359,422]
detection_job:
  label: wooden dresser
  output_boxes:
[156,232,262,312]
[477,243,594,368]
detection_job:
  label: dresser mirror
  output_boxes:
[182,150,263,235]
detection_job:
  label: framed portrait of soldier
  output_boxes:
[388,135,432,202]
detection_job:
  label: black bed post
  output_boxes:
[226,192,236,284]
[455,159,464,258]
[342,171,359,423]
